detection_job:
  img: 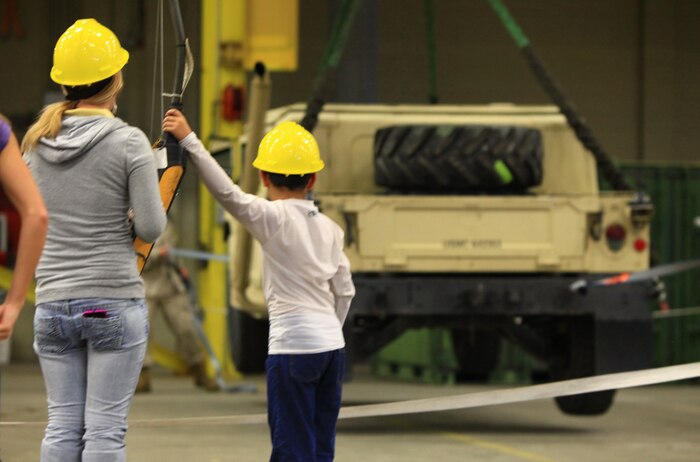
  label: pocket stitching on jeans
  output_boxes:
[83,316,124,350]
[34,317,68,354]
[35,316,63,338]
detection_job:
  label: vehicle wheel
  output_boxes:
[451,329,502,382]
[554,390,616,416]
[549,316,617,416]
[374,125,543,192]
[229,307,268,373]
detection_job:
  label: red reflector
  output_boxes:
[605,224,627,252]
[605,224,626,241]
[634,239,647,252]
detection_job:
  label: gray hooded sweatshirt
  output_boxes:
[27,110,166,304]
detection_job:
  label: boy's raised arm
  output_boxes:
[163,109,282,243]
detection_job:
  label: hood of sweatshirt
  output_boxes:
[32,115,129,164]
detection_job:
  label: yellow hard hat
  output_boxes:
[253,121,325,175]
[50,19,129,86]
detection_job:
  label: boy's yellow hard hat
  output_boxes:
[51,19,129,86]
[253,121,325,175]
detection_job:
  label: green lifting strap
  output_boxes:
[424,0,439,104]
[300,0,363,132]
[488,0,529,48]
[488,0,632,191]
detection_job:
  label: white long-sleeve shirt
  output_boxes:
[181,133,355,354]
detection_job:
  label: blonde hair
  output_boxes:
[22,72,124,152]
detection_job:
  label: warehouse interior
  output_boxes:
[2,1,700,461]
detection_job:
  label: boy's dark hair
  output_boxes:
[265,172,312,191]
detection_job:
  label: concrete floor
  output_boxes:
[1,363,699,462]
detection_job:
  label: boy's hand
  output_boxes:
[162,109,193,141]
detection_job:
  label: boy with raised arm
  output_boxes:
[163,109,355,462]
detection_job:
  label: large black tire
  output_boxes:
[229,307,269,373]
[451,329,502,382]
[555,390,616,416]
[549,316,617,416]
[374,125,543,192]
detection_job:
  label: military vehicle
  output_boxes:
[227,101,654,416]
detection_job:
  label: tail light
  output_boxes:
[634,238,647,252]
[605,223,626,251]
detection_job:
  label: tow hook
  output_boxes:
[629,191,654,229]
[651,277,669,312]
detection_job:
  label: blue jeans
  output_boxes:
[33,298,149,462]
[266,349,346,462]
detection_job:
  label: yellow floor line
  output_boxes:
[444,433,557,462]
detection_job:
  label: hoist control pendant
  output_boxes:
[133,0,189,274]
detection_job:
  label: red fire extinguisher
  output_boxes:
[222,84,244,122]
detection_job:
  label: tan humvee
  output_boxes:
[228,103,653,417]
[254,103,649,275]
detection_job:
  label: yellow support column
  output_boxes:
[199,0,246,381]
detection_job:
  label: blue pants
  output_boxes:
[266,349,346,462]
[33,298,148,462]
